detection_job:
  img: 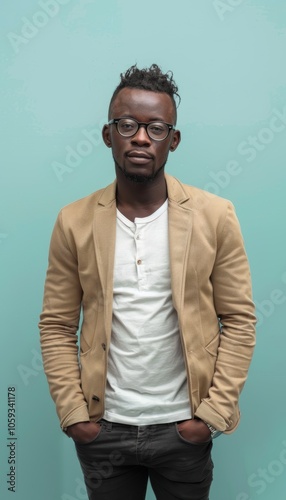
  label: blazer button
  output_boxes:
[101,343,106,350]
[92,395,100,401]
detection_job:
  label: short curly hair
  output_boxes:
[108,63,180,120]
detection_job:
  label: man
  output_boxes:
[39,64,256,500]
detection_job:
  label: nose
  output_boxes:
[131,124,151,145]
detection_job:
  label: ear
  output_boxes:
[102,124,112,148]
[169,129,181,152]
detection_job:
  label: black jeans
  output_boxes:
[75,419,213,500]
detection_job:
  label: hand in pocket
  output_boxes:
[67,421,101,444]
[177,419,211,443]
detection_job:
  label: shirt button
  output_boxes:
[136,235,140,240]
[137,259,142,265]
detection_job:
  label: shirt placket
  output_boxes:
[134,224,147,290]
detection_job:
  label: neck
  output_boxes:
[115,167,167,220]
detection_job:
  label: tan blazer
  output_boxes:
[39,174,256,433]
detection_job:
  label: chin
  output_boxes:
[115,160,165,184]
[125,172,156,183]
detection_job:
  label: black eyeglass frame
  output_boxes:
[108,118,176,141]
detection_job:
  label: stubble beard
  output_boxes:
[114,158,166,184]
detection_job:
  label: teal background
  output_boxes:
[1,1,286,499]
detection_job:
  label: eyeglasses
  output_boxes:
[108,118,175,141]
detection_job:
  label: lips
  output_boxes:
[126,150,153,160]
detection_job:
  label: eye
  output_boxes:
[118,119,137,131]
[122,123,134,130]
[148,123,166,135]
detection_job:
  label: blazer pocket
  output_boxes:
[205,332,220,357]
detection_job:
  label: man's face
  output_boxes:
[102,88,181,183]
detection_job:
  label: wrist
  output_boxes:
[201,420,222,439]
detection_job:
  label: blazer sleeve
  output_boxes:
[195,201,256,431]
[39,211,90,429]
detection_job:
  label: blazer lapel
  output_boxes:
[92,182,117,340]
[166,175,194,315]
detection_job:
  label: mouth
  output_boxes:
[126,151,153,164]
